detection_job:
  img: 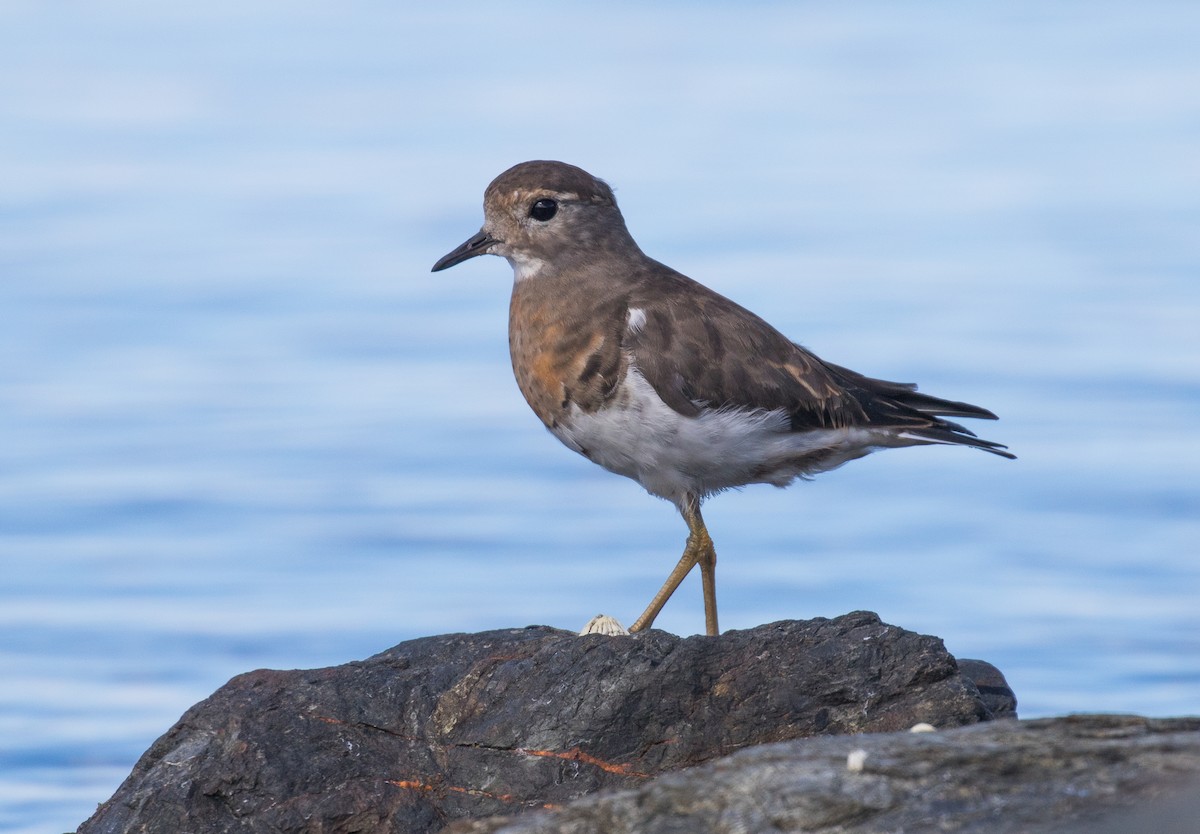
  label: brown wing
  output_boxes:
[625,266,869,430]
[625,264,1015,458]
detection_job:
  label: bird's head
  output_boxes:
[432,160,636,282]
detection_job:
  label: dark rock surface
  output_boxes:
[78,612,999,833]
[448,715,1200,834]
[956,657,1018,719]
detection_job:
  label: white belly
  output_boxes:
[552,368,884,506]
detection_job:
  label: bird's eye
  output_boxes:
[529,198,558,222]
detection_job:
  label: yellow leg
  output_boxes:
[628,496,720,636]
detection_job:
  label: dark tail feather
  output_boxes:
[901,425,1017,459]
[890,389,1000,421]
[823,362,1015,459]
[826,363,1001,420]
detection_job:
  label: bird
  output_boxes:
[432,160,1013,637]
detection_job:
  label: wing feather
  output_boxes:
[623,264,1013,458]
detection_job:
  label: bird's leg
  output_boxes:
[626,550,696,634]
[628,494,719,636]
[685,497,719,636]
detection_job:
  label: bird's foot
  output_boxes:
[578,614,630,636]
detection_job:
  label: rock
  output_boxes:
[956,657,1018,718]
[446,715,1200,834]
[77,612,998,833]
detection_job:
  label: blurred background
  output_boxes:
[2,3,1198,831]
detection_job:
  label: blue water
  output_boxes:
[3,3,1199,832]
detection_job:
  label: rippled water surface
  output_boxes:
[3,4,1199,832]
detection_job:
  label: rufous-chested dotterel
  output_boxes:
[433,160,1014,637]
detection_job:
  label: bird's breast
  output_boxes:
[508,288,626,431]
